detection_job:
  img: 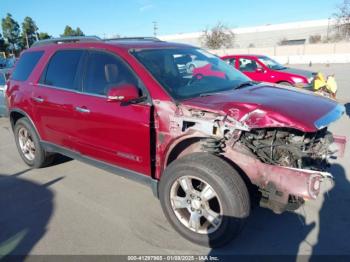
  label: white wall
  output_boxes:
[209,43,350,64]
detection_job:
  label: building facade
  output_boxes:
[159,19,334,48]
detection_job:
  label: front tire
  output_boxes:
[14,118,54,168]
[278,81,293,86]
[159,153,250,247]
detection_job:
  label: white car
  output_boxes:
[0,69,9,117]
[186,60,209,74]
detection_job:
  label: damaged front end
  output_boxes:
[165,103,346,214]
[233,127,346,213]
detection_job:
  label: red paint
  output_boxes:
[6,40,345,203]
[107,84,139,102]
[182,84,338,132]
[192,64,226,79]
[221,54,312,85]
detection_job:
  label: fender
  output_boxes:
[8,108,41,140]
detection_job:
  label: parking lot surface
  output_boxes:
[0,63,349,257]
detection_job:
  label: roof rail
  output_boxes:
[31,36,102,47]
[104,37,161,42]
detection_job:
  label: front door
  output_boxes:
[238,57,267,82]
[73,50,152,175]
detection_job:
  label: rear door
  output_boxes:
[73,50,152,175]
[33,49,85,149]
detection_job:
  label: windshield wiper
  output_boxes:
[199,92,218,97]
[275,66,287,70]
[235,80,258,90]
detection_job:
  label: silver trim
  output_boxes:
[75,106,90,113]
[37,83,106,99]
[33,97,44,103]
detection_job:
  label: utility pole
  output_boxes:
[153,21,158,37]
[327,17,331,41]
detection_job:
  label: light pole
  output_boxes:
[153,21,158,37]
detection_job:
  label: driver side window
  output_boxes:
[83,51,140,96]
[239,58,261,72]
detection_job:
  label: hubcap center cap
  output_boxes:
[191,199,201,210]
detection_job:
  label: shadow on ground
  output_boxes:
[50,154,72,167]
[0,169,63,260]
[206,163,349,260]
[310,164,350,257]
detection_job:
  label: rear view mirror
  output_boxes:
[107,84,139,102]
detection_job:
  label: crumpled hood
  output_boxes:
[181,84,344,132]
[278,67,316,79]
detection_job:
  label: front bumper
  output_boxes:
[225,136,347,212]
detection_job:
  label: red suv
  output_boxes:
[6,37,346,247]
[222,54,316,87]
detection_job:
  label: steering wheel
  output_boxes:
[187,74,204,86]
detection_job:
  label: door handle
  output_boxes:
[75,106,90,113]
[33,97,44,103]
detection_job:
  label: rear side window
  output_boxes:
[11,51,44,81]
[41,50,83,90]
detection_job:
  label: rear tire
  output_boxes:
[14,118,54,168]
[159,153,250,247]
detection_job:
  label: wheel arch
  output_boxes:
[165,137,203,168]
[163,137,260,206]
[9,109,41,140]
[276,80,293,86]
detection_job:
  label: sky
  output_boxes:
[0,0,342,38]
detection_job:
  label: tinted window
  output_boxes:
[239,58,262,72]
[11,51,44,81]
[0,73,5,85]
[42,50,83,90]
[83,51,139,96]
[133,48,249,100]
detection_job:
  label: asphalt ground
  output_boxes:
[0,63,349,259]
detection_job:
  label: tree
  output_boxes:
[333,0,350,39]
[75,27,84,36]
[62,25,75,36]
[37,32,51,40]
[201,22,235,49]
[309,34,322,44]
[278,37,288,46]
[0,33,7,53]
[1,13,20,54]
[21,16,38,48]
[62,25,85,37]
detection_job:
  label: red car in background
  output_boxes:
[222,54,316,87]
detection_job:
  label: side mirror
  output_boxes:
[256,68,266,73]
[107,84,139,102]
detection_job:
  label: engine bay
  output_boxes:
[240,127,335,171]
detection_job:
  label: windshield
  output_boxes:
[132,48,250,100]
[258,56,286,70]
